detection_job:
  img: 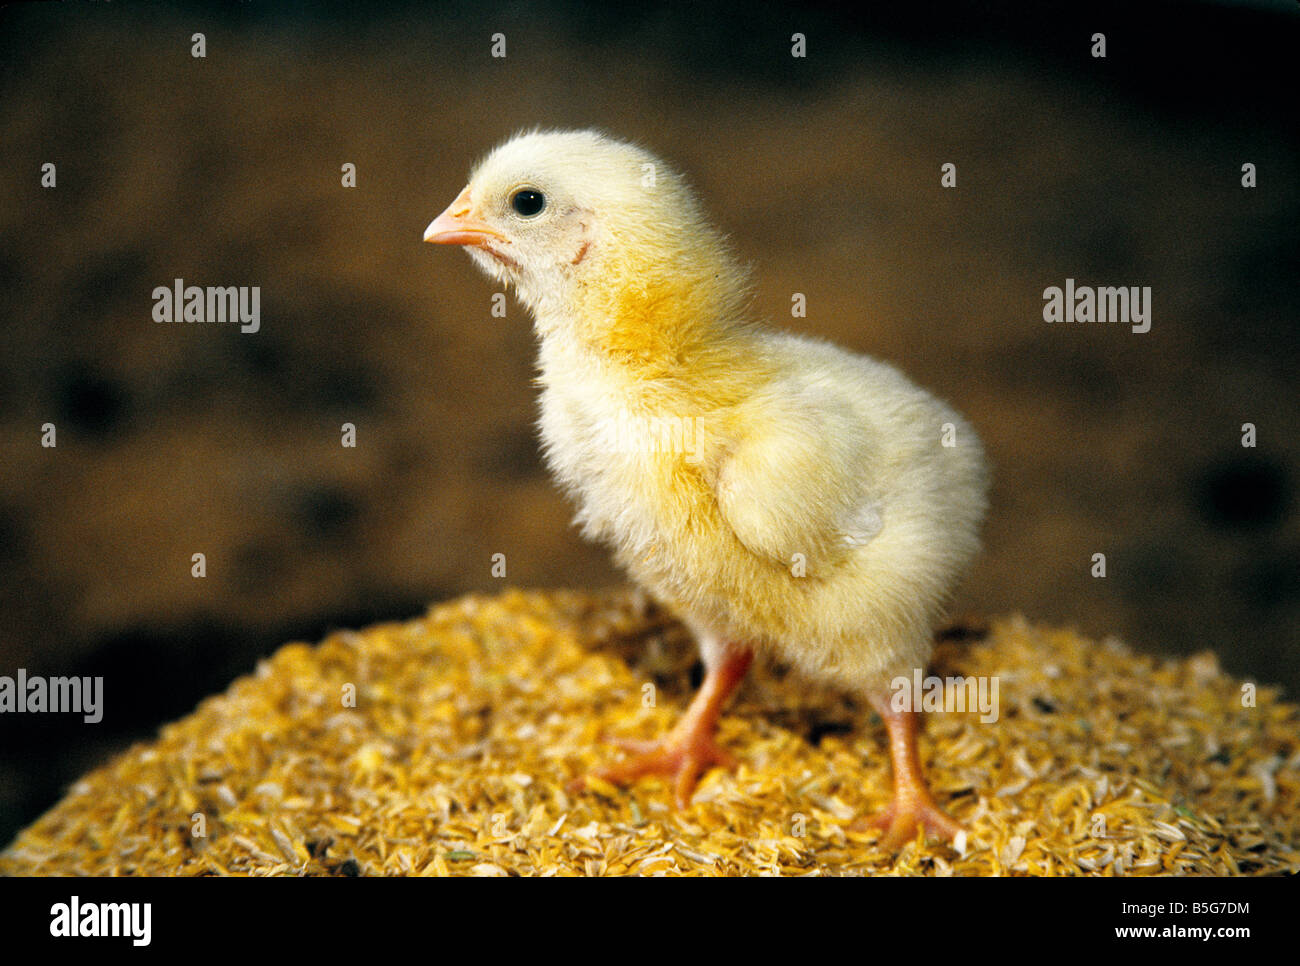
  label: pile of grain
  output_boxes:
[3,588,1296,875]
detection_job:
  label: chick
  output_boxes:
[425,129,990,848]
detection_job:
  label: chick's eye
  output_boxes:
[511,189,546,217]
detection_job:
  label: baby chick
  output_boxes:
[425,129,990,848]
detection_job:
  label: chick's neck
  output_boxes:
[539,233,765,409]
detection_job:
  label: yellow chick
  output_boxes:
[425,129,990,848]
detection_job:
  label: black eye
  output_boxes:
[511,189,545,217]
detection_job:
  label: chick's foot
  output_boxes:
[587,646,753,808]
[859,787,963,851]
[856,695,964,850]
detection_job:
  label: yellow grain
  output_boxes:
[2,587,1295,876]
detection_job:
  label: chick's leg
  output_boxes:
[859,690,963,849]
[592,644,753,808]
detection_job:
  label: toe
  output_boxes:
[855,798,962,850]
[673,756,706,808]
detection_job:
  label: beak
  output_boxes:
[423,185,508,247]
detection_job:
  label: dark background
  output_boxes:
[0,0,1296,848]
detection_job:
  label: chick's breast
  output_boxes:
[538,329,989,692]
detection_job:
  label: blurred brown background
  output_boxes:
[0,0,1296,845]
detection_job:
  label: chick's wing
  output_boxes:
[714,381,883,575]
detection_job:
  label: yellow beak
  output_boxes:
[423,186,508,247]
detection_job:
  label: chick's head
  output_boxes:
[426,129,748,343]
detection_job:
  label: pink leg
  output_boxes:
[582,646,753,807]
[858,692,963,849]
